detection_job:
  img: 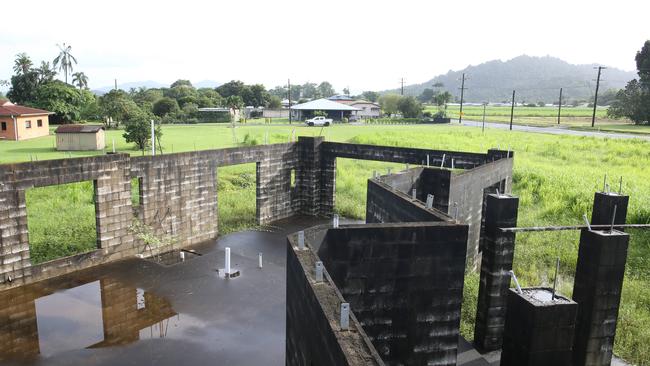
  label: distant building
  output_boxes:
[335,100,381,118]
[55,125,106,151]
[0,100,53,141]
[327,94,354,101]
[290,98,360,121]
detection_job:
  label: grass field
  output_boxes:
[2,123,650,364]
[426,104,645,129]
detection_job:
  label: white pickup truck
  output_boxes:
[305,116,332,126]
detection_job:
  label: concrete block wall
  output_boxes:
[317,223,468,366]
[0,286,39,361]
[365,179,449,224]
[474,193,519,351]
[0,154,133,286]
[286,231,383,366]
[572,229,629,366]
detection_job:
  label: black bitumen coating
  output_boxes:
[0,216,332,366]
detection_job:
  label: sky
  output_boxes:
[1,0,649,94]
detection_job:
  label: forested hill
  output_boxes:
[383,55,636,103]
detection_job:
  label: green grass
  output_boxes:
[426,104,641,128]
[2,123,650,364]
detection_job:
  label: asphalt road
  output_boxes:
[457,119,650,141]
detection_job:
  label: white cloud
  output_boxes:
[1,0,648,93]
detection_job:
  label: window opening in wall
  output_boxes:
[217,162,258,234]
[25,120,32,128]
[25,180,98,264]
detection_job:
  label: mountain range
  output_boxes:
[382,55,636,103]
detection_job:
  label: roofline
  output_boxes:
[0,112,54,117]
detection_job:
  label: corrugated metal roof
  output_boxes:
[290,98,360,111]
[55,125,105,133]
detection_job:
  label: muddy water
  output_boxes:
[0,216,332,366]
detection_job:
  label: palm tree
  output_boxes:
[13,53,33,75]
[72,72,89,89]
[53,43,77,84]
[36,61,57,85]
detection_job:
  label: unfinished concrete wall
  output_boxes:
[0,143,302,288]
[316,223,468,366]
[449,157,513,264]
[286,231,383,366]
[366,178,449,224]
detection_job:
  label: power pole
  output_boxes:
[482,102,487,133]
[509,90,516,131]
[591,66,606,127]
[400,78,404,96]
[557,88,563,125]
[288,78,292,125]
[458,73,467,124]
[114,79,117,90]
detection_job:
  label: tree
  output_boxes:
[123,111,161,152]
[196,88,222,107]
[267,95,282,109]
[397,96,423,118]
[72,72,88,89]
[606,41,650,125]
[53,43,77,84]
[13,53,33,75]
[7,72,39,105]
[378,94,402,115]
[418,88,435,103]
[152,97,180,117]
[433,91,452,116]
[36,62,57,85]
[361,91,379,102]
[607,80,650,124]
[317,82,335,98]
[170,79,193,88]
[216,80,247,98]
[596,89,620,106]
[343,87,350,95]
[249,84,270,107]
[99,89,141,128]
[32,80,95,123]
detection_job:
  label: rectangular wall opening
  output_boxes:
[335,158,404,220]
[217,162,258,235]
[25,181,98,264]
[131,177,143,217]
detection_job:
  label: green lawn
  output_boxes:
[426,104,641,128]
[2,123,650,364]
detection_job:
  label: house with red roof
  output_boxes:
[0,100,53,140]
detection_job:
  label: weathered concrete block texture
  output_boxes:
[286,232,382,366]
[590,192,629,227]
[448,158,513,264]
[474,193,519,352]
[572,229,629,366]
[501,288,578,366]
[317,223,468,366]
[365,179,449,224]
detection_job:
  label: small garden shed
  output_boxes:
[55,125,106,151]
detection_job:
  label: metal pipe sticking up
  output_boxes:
[610,205,617,233]
[224,247,231,275]
[509,270,523,294]
[333,214,339,228]
[552,258,560,300]
[315,261,323,282]
[298,231,305,249]
[583,214,592,231]
[180,251,185,261]
[412,189,417,200]
[258,253,263,268]
[340,303,350,330]
[426,194,434,209]
[426,154,430,166]
[440,154,445,168]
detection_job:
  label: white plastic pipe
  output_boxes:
[340,303,350,330]
[258,252,263,268]
[333,214,339,228]
[225,247,231,275]
[180,251,185,261]
[151,120,155,156]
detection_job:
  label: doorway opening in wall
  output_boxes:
[334,158,404,221]
[25,181,98,264]
[217,163,258,235]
